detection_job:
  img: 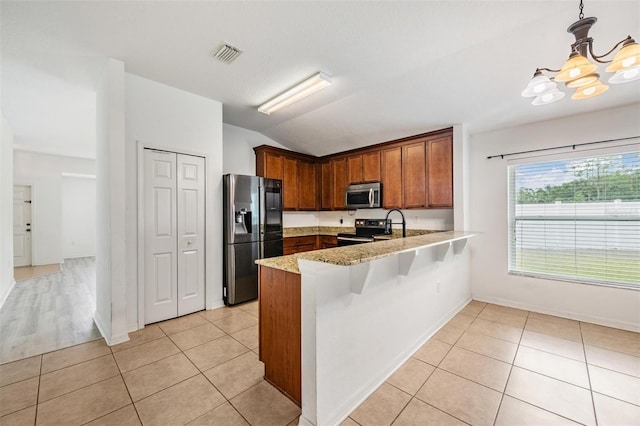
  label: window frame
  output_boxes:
[506,143,640,290]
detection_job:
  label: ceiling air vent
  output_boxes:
[212,42,243,64]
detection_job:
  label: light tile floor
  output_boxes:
[0,300,638,425]
[347,301,640,426]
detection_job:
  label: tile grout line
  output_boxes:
[109,345,145,426]
[581,321,599,426]
[492,308,528,426]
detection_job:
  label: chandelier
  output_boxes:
[522,0,640,105]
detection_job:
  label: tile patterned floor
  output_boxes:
[0,300,638,425]
[0,300,301,426]
[346,301,640,426]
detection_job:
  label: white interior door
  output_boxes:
[143,149,206,324]
[144,150,178,324]
[13,185,32,267]
[176,154,205,316]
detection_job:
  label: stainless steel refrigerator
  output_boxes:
[223,174,283,306]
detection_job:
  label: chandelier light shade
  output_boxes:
[522,0,639,105]
[258,72,332,115]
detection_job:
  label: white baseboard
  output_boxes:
[207,299,225,310]
[0,280,16,310]
[473,295,640,333]
[329,296,472,426]
[93,311,130,346]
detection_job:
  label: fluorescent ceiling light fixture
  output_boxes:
[522,0,640,105]
[258,72,331,115]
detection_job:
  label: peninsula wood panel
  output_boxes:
[362,151,381,182]
[259,266,301,406]
[402,140,427,208]
[298,160,318,210]
[381,147,402,209]
[428,135,453,208]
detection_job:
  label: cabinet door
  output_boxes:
[381,147,402,209]
[320,161,333,210]
[347,155,363,184]
[332,158,347,209]
[362,151,381,182]
[265,153,284,180]
[283,158,298,210]
[298,160,318,210]
[428,135,453,207]
[402,141,427,208]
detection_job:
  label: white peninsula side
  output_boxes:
[257,231,477,426]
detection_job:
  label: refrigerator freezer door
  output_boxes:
[224,174,261,244]
[224,241,260,305]
[261,178,283,241]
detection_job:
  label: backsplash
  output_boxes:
[283,208,453,230]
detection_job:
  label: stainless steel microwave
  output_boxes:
[345,182,382,209]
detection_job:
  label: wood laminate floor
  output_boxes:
[13,263,61,281]
[0,257,101,364]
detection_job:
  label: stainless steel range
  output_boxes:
[337,218,391,247]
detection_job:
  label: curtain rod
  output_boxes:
[486,135,639,160]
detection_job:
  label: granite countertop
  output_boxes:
[258,230,475,274]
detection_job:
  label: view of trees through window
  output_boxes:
[509,150,639,288]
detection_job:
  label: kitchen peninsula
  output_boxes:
[257,230,476,426]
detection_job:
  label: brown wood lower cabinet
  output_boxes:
[283,236,316,255]
[319,235,337,249]
[259,265,301,406]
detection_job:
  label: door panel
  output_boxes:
[13,185,32,267]
[144,150,178,324]
[177,154,205,316]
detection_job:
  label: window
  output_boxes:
[508,150,639,288]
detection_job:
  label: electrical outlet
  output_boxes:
[340,217,343,224]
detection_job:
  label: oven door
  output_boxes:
[337,236,375,247]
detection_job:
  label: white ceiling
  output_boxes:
[2,1,639,159]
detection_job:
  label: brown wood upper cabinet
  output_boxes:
[402,140,427,208]
[347,155,362,184]
[332,158,347,210]
[320,160,333,210]
[255,127,453,211]
[362,151,381,182]
[255,146,318,211]
[347,152,381,185]
[381,147,402,209]
[298,160,318,210]
[427,135,453,208]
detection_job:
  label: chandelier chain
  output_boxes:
[579,0,584,20]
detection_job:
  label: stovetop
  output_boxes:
[338,218,390,238]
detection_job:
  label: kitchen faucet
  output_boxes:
[385,208,406,238]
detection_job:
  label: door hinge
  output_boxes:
[223,287,227,297]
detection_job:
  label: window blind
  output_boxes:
[508,150,640,288]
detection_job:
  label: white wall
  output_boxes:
[223,123,287,176]
[283,209,453,230]
[0,114,15,307]
[469,103,640,331]
[13,151,95,265]
[62,176,96,258]
[95,57,127,344]
[125,73,223,331]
